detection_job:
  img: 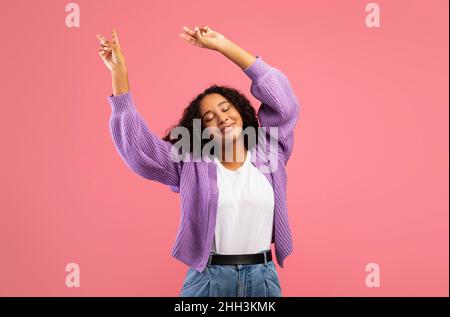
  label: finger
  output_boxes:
[101,49,112,60]
[188,37,204,48]
[100,45,111,53]
[182,26,197,38]
[179,28,205,47]
[201,26,210,33]
[179,32,196,41]
[100,42,113,50]
[194,26,203,39]
[99,47,110,56]
[98,50,107,59]
[100,40,117,51]
[96,34,108,43]
[98,50,111,66]
[112,28,121,48]
[179,32,196,42]
[185,35,201,46]
[111,41,119,51]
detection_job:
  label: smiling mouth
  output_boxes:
[221,123,236,134]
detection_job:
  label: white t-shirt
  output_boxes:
[211,149,275,254]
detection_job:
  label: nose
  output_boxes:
[218,113,229,125]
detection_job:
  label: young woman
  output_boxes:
[96,25,300,297]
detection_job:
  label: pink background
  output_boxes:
[0,0,448,296]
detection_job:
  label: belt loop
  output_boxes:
[263,251,267,266]
[208,253,213,265]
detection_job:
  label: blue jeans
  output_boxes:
[179,250,282,297]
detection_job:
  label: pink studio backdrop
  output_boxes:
[0,0,448,296]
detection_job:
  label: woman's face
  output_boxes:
[199,93,243,146]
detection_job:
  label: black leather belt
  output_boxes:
[208,250,272,265]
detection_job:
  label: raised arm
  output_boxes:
[97,28,181,192]
[179,25,256,70]
[179,25,300,164]
[218,40,301,164]
[108,92,182,192]
[241,56,300,165]
[215,39,300,164]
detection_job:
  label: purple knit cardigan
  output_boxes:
[108,56,300,272]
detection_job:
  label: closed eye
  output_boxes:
[205,107,230,121]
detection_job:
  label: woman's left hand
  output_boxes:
[179,25,227,51]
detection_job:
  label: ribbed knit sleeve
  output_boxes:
[108,91,181,191]
[243,56,300,164]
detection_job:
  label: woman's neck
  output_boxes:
[218,137,247,168]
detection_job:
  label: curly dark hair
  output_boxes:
[162,84,259,158]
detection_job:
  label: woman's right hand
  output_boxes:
[96,28,127,73]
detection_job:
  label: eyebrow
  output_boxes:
[201,101,229,118]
